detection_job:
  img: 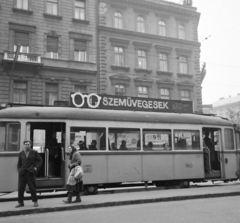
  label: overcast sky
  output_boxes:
[190,0,240,104]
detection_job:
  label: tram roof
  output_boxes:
[0,106,233,127]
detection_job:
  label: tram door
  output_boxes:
[203,128,222,178]
[221,128,238,179]
[26,122,66,189]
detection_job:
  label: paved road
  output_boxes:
[2,196,240,223]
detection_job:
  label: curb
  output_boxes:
[1,191,240,218]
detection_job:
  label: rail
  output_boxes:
[61,147,65,162]
[45,149,49,178]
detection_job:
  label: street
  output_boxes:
[2,196,240,223]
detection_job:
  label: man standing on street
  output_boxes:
[16,140,42,208]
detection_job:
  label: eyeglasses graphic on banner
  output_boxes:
[71,93,102,108]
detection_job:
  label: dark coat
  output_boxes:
[17,149,42,176]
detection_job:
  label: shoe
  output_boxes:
[34,202,38,207]
[72,198,81,203]
[15,203,24,208]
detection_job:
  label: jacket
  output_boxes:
[17,149,42,175]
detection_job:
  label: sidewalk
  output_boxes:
[1,181,240,217]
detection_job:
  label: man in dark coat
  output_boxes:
[16,140,42,208]
[204,131,218,162]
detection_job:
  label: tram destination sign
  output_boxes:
[70,93,193,113]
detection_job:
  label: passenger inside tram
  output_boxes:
[119,140,128,150]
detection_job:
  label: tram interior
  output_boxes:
[29,122,66,178]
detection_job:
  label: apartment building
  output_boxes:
[0,0,97,107]
[98,0,202,112]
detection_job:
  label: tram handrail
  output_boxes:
[45,149,49,178]
[61,147,65,162]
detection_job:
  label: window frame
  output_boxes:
[114,46,124,67]
[160,88,170,100]
[137,16,145,33]
[114,11,123,29]
[179,56,188,74]
[45,83,59,105]
[13,81,27,104]
[138,86,148,98]
[114,84,126,96]
[16,0,29,10]
[137,50,147,69]
[159,53,168,72]
[74,0,86,20]
[46,0,58,16]
[180,90,190,101]
[158,20,166,36]
[178,24,186,39]
[46,36,59,59]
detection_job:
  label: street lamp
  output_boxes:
[8,43,21,103]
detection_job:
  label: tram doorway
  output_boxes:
[203,128,222,178]
[26,122,66,189]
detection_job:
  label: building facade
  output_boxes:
[0,0,97,107]
[98,0,202,112]
[203,95,240,123]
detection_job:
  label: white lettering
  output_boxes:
[163,102,169,109]
[103,97,108,106]
[148,101,153,109]
[109,98,114,106]
[153,101,158,109]
[142,100,148,109]
[114,98,118,106]
[119,98,127,106]
[138,100,142,108]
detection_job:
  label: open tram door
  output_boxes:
[26,122,66,190]
[203,128,222,179]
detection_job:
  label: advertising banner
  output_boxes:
[70,92,193,113]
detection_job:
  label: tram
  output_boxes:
[0,95,239,194]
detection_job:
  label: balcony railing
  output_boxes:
[3,51,41,63]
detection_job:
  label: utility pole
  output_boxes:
[8,44,21,103]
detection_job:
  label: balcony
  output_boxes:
[3,51,41,64]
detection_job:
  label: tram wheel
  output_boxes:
[179,180,190,188]
[84,185,98,195]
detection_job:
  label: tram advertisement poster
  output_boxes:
[70,92,193,113]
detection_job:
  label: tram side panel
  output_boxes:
[0,156,18,192]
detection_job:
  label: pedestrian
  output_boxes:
[63,145,83,203]
[16,140,42,208]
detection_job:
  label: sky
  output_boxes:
[191,0,240,104]
[169,0,240,104]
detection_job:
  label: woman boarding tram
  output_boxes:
[0,103,239,194]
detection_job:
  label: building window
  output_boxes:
[45,83,58,105]
[47,0,58,15]
[13,81,27,104]
[75,85,87,93]
[178,24,186,39]
[115,84,125,96]
[159,53,168,72]
[14,32,29,53]
[74,40,87,62]
[138,86,148,98]
[137,16,145,33]
[75,0,85,20]
[180,90,190,101]
[114,12,123,29]
[114,47,124,66]
[46,36,58,59]
[16,0,29,10]
[158,20,166,36]
[179,56,188,74]
[160,88,170,100]
[138,50,147,69]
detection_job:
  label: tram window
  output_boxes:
[0,122,20,152]
[33,129,46,153]
[70,127,106,150]
[174,130,200,150]
[108,128,140,151]
[142,129,172,151]
[224,128,234,150]
[237,132,240,150]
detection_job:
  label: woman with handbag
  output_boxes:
[63,146,83,204]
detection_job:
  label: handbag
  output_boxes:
[74,165,83,180]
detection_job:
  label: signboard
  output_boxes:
[70,92,193,113]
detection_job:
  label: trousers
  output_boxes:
[18,171,37,203]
